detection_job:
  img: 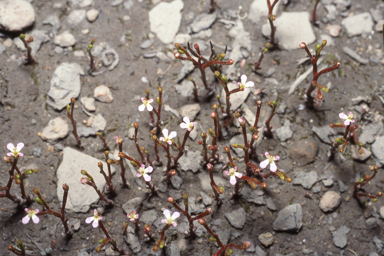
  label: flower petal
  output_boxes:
[274,155,280,161]
[343,120,350,126]
[180,123,188,129]
[163,209,171,219]
[264,152,270,157]
[270,162,277,172]
[16,143,24,151]
[235,172,243,178]
[22,216,30,224]
[7,143,14,151]
[147,104,153,111]
[32,215,40,224]
[85,217,93,224]
[149,99,154,103]
[24,208,29,213]
[172,222,177,227]
[161,219,167,224]
[138,104,145,111]
[183,116,190,124]
[339,112,346,119]
[259,159,269,169]
[141,97,145,102]
[162,129,169,138]
[171,211,180,220]
[241,74,247,84]
[136,172,141,178]
[224,170,229,176]
[169,131,177,139]
[245,81,254,88]
[92,220,99,228]
[35,209,39,213]
[229,176,237,185]
[18,153,24,157]
[143,174,151,182]
[6,152,12,156]
[146,166,153,173]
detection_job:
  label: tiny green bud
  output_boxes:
[214,71,220,77]
[131,161,137,167]
[36,197,44,205]
[20,34,26,40]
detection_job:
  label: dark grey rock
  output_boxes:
[32,148,42,158]
[373,236,383,252]
[313,125,337,144]
[273,203,302,232]
[122,197,144,215]
[332,225,350,248]
[366,217,378,229]
[140,209,158,225]
[166,243,180,256]
[266,198,277,211]
[200,191,212,206]
[43,14,61,33]
[293,171,318,189]
[276,119,293,142]
[170,175,183,190]
[255,245,266,256]
[289,138,318,166]
[124,226,141,253]
[338,180,347,193]
[77,114,107,137]
[360,123,383,144]
[177,61,195,82]
[224,208,246,229]
[179,151,203,173]
[370,8,383,22]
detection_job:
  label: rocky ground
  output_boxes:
[1,0,384,255]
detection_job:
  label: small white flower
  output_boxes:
[127,210,139,222]
[85,209,103,228]
[225,166,243,185]
[159,129,177,145]
[339,112,355,126]
[22,208,39,224]
[238,74,254,91]
[7,143,24,157]
[137,164,153,182]
[180,116,195,131]
[161,209,180,227]
[259,152,280,172]
[138,98,153,112]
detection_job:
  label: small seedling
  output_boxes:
[66,97,83,149]
[353,166,382,205]
[19,34,37,65]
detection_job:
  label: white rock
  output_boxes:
[47,63,85,110]
[149,0,184,44]
[70,0,93,8]
[249,0,281,23]
[73,50,85,57]
[174,33,191,45]
[220,82,250,111]
[57,147,115,213]
[81,97,96,111]
[86,9,99,22]
[319,191,341,212]
[326,24,342,37]
[67,10,86,26]
[94,85,114,103]
[341,12,373,37]
[54,31,76,47]
[77,114,107,137]
[179,104,200,121]
[0,0,35,31]
[43,14,61,34]
[261,12,315,50]
[3,38,12,48]
[41,117,70,141]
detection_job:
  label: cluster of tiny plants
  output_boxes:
[2,1,382,255]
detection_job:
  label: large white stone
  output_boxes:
[262,12,315,50]
[341,12,373,37]
[0,0,35,31]
[149,0,183,44]
[57,147,115,213]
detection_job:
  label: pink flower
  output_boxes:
[259,152,280,172]
[137,164,153,182]
[159,129,177,145]
[180,116,195,131]
[80,177,88,184]
[138,98,153,112]
[238,75,254,91]
[86,209,103,228]
[114,136,122,144]
[339,112,355,126]
[7,143,24,157]
[22,208,39,224]
[161,209,180,227]
[127,210,139,222]
[224,166,243,185]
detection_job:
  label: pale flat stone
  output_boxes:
[41,117,70,141]
[94,85,114,103]
[0,0,35,31]
[341,12,373,37]
[57,147,115,213]
[220,82,250,111]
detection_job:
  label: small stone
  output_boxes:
[174,80,194,97]
[289,138,318,165]
[341,12,374,37]
[266,198,277,211]
[140,39,154,49]
[351,145,372,161]
[77,114,106,137]
[200,191,212,206]
[372,136,384,166]
[0,0,35,31]
[43,14,61,33]
[3,38,12,48]
[73,219,80,231]
[326,24,342,37]
[179,151,203,173]
[179,103,200,121]
[224,208,246,229]
[190,11,218,33]
[71,0,93,7]
[255,245,266,256]
[276,119,293,142]
[338,180,347,193]
[54,46,63,54]
[94,85,114,103]
[54,31,76,47]
[322,178,334,187]
[81,29,90,34]
[122,197,144,215]
[366,217,378,229]
[375,20,384,32]
[111,0,123,6]
[380,206,384,219]
[373,236,383,252]
[67,10,86,26]
[41,117,70,141]
[370,8,383,22]
[312,185,321,193]
[258,232,274,247]
[273,204,302,232]
[73,50,85,57]
[170,175,183,190]
[173,33,191,45]
[343,46,369,65]
[127,127,135,140]
[319,191,341,212]
[332,225,350,248]
[313,125,336,144]
[360,123,382,145]
[123,0,134,10]
[86,9,99,22]
[293,171,318,189]
[81,97,96,112]
[31,148,42,158]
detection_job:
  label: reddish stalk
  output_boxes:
[19,34,36,65]
[311,0,321,25]
[96,220,128,255]
[249,101,262,159]
[264,101,277,138]
[153,224,172,252]
[207,163,224,204]
[95,132,109,151]
[66,97,83,149]
[115,137,128,187]
[190,78,199,102]
[267,0,280,49]
[80,170,114,206]
[8,239,26,256]
[353,166,382,204]
[87,38,95,74]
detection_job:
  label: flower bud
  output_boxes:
[286,177,292,183]
[322,40,327,46]
[194,43,199,52]
[207,163,213,170]
[209,237,216,242]
[20,34,26,40]
[299,42,306,49]
[261,182,267,188]
[174,52,180,58]
[232,144,238,148]
[134,122,139,129]
[214,71,220,77]
[238,117,245,126]
[8,245,14,251]
[228,59,234,65]
[158,86,163,93]
[170,169,176,176]
[71,97,75,104]
[80,177,88,184]
[210,112,217,119]
[201,132,207,138]
[242,241,251,250]
[81,170,87,175]
[217,53,226,60]
[160,240,165,248]
[221,74,227,83]
[99,238,105,244]
[198,218,205,225]
[167,197,175,203]
[156,97,160,104]
[224,146,230,153]
[3,156,11,163]
[218,186,224,194]
[153,246,159,252]
[377,192,382,197]
[33,188,39,194]
[131,161,137,167]
[36,197,43,205]
[371,198,378,202]
[62,183,69,191]
[95,247,102,252]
